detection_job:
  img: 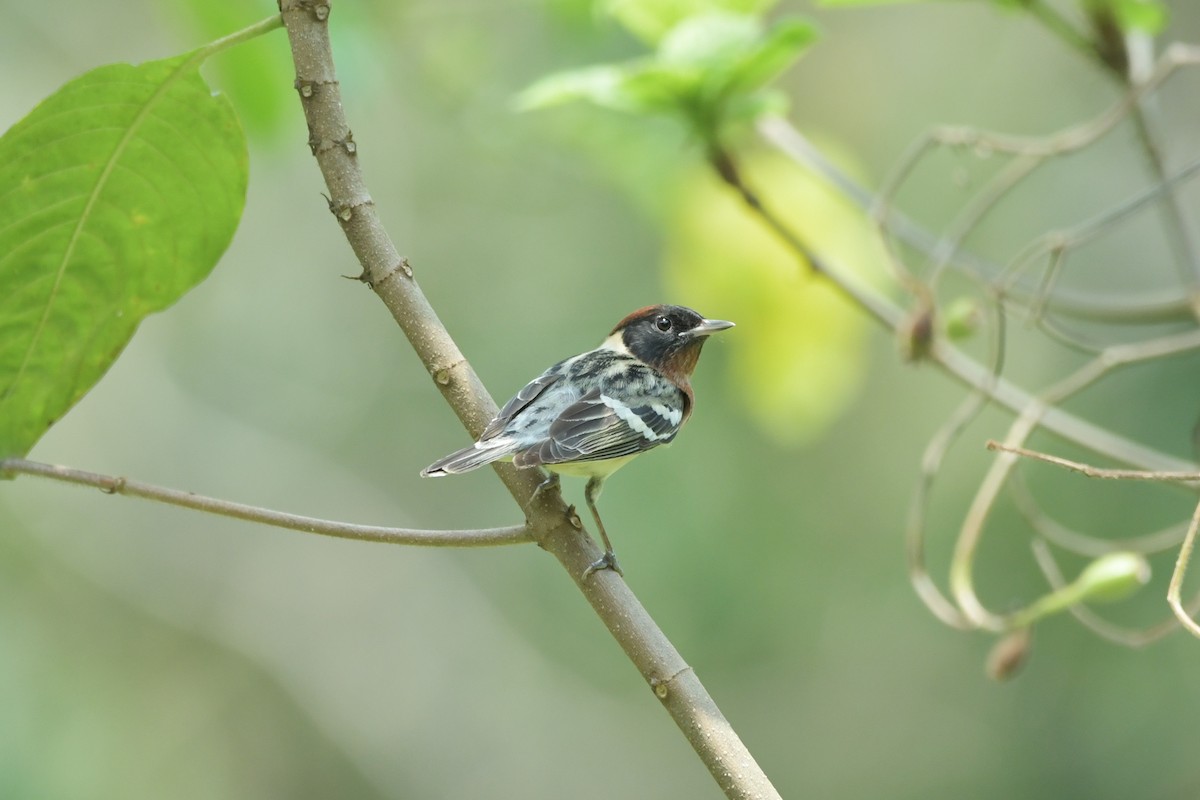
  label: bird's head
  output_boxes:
[609,305,734,383]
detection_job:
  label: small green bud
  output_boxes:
[1076,552,1151,604]
[942,297,981,341]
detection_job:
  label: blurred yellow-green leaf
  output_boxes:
[605,0,780,44]
[664,148,887,443]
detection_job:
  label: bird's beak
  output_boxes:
[686,318,735,338]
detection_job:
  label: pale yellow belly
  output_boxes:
[541,455,636,479]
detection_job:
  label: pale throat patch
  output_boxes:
[597,331,631,355]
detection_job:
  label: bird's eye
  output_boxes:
[655,315,673,332]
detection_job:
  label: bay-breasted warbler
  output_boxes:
[422,304,734,576]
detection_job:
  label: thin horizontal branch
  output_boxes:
[1,458,531,547]
[986,442,1200,484]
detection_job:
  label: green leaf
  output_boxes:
[0,55,248,458]
[816,0,932,6]
[517,65,641,112]
[658,12,764,68]
[516,63,697,114]
[721,18,819,95]
[519,12,817,136]
[1101,0,1168,34]
[604,0,779,44]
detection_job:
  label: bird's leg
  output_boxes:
[582,476,622,578]
[523,471,561,514]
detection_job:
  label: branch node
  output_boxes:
[308,130,354,156]
[286,0,330,21]
[100,476,127,495]
[649,665,693,701]
[429,356,467,387]
[375,257,413,290]
[294,78,338,108]
[327,197,373,223]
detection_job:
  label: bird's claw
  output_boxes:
[583,551,622,580]
[524,472,561,514]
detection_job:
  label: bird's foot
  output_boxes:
[583,550,623,580]
[524,472,561,514]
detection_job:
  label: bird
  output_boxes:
[421,304,734,577]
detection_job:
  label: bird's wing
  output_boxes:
[480,369,563,441]
[513,388,684,467]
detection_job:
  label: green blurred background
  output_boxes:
[3,1,1200,797]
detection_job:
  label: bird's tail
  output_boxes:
[420,440,520,477]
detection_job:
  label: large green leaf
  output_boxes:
[0,54,248,458]
[519,12,817,135]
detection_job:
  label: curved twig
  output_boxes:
[994,443,1200,638]
[1008,470,1187,557]
[755,118,1198,325]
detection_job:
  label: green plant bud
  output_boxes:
[1076,552,1151,604]
[942,297,981,341]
